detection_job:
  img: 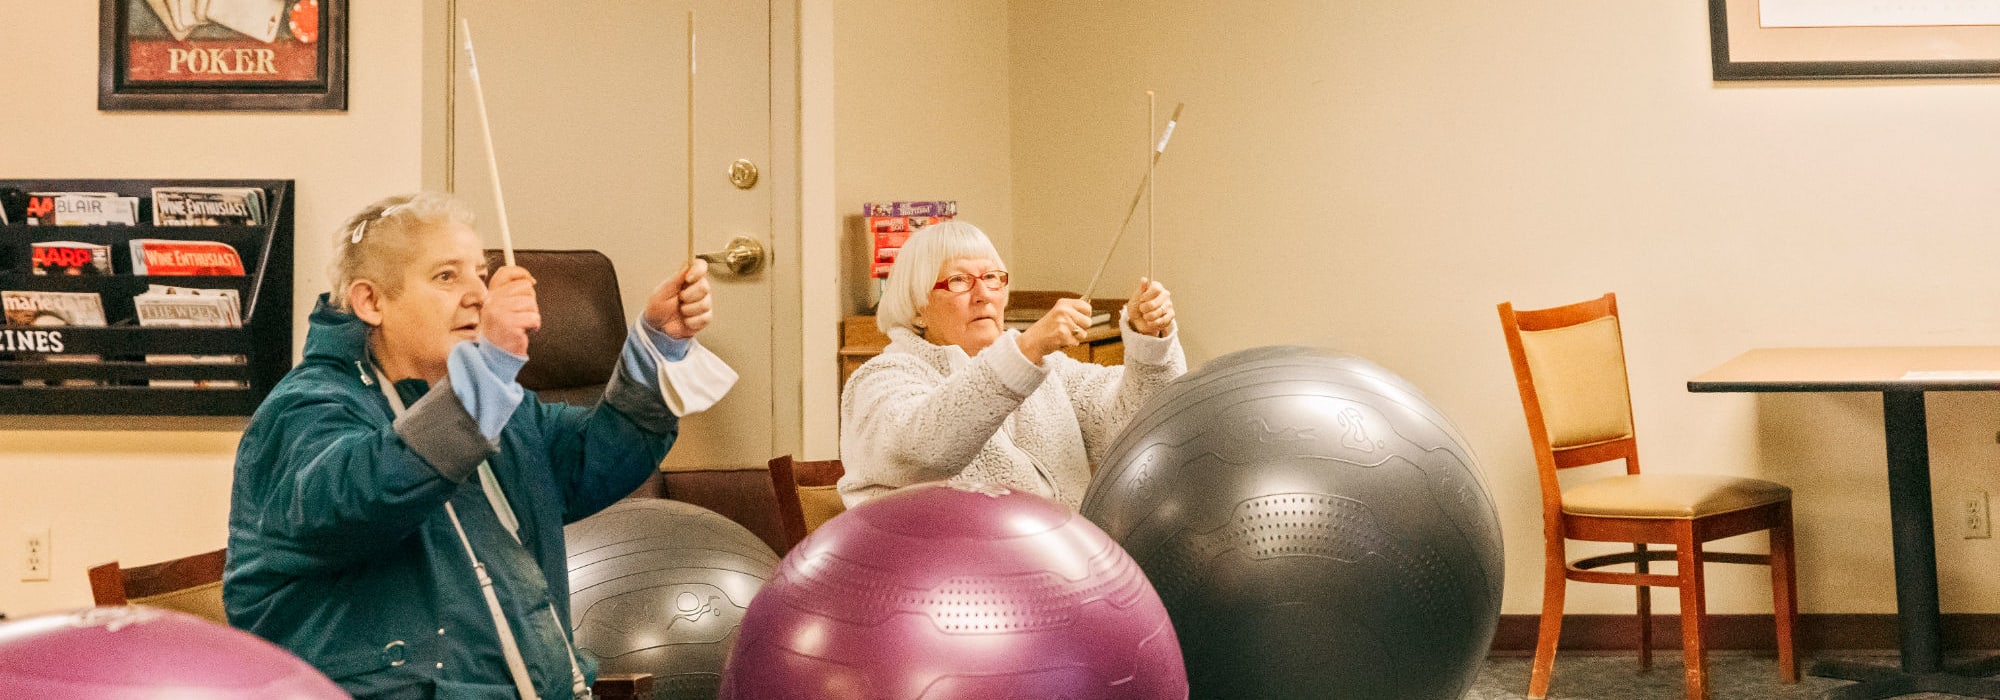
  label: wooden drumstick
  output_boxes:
[459,19,516,267]
[1147,91,1156,281]
[686,9,697,266]
[1080,101,1184,300]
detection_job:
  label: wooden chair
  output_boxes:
[88,548,228,623]
[1497,293,1798,700]
[768,455,846,554]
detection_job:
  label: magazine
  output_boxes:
[136,285,241,326]
[129,239,246,275]
[30,242,114,276]
[135,285,246,389]
[862,200,957,218]
[869,214,953,279]
[151,187,266,226]
[2,290,107,327]
[0,187,25,225]
[24,193,137,226]
[2,290,107,386]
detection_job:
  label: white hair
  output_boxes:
[327,192,475,312]
[876,221,1003,335]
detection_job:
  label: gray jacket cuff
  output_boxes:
[605,358,678,434]
[393,376,493,483]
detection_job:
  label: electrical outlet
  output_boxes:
[21,527,49,581]
[1963,492,1992,540]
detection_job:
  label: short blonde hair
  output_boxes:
[328,192,475,312]
[876,221,1003,335]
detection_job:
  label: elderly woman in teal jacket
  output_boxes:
[224,193,736,699]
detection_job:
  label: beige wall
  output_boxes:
[1009,1,2000,615]
[0,3,427,615]
[11,0,1993,622]
[0,0,991,614]
[832,0,1015,317]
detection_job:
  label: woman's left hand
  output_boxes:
[645,258,714,339]
[1125,277,1174,337]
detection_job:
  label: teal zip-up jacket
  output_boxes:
[225,297,679,699]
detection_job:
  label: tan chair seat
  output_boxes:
[797,484,845,533]
[1562,473,1790,519]
[131,581,226,622]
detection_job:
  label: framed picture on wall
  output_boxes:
[1711,0,2000,80]
[99,0,346,110]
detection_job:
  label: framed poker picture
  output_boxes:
[100,0,346,110]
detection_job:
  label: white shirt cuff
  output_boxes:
[1119,308,1178,365]
[632,324,739,416]
[984,330,1049,397]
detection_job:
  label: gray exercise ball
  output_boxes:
[1081,346,1504,700]
[566,499,779,700]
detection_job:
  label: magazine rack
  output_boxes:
[0,179,293,416]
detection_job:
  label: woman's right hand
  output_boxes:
[1015,298,1093,364]
[482,265,541,357]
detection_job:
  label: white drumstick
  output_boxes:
[459,19,515,267]
[1080,101,1185,300]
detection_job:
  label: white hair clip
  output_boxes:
[350,201,418,245]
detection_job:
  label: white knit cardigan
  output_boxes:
[838,315,1187,509]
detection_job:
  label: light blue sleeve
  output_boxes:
[619,320,692,396]
[446,340,528,443]
[640,321,692,362]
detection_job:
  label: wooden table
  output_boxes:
[1689,347,2000,700]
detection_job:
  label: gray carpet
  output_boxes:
[1467,652,1987,699]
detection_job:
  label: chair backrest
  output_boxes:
[487,249,627,406]
[87,548,228,624]
[626,467,793,556]
[1498,293,1642,481]
[767,455,846,554]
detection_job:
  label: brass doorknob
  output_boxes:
[696,236,766,275]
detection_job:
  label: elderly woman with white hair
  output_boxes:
[224,192,735,698]
[839,221,1187,508]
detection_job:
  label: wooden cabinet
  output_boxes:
[839,315,890,388]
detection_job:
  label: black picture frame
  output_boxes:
[1711,0,2000,80]
[100,0,347,110]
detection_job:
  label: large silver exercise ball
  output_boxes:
[1081,346,1504,700]
[566,499,779,700]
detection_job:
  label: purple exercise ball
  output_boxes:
[720,481,1188,700]
[0,606,345,699]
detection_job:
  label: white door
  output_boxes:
[437,0,797,468]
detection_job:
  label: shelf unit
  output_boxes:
[0,179,293,416]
